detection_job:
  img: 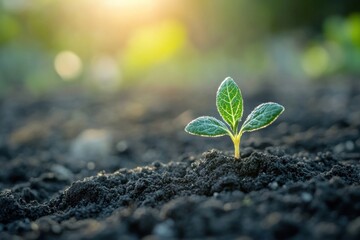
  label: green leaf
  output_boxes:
[241,102,284,132]
[216,77,243,131]
[185,116,230,137]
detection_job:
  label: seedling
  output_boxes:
[185,77,284,159]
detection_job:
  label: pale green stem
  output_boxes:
[231,133,242,159]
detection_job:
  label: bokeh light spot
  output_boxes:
[302,45,329,78]
[54,51,82,80]
[123,20,187,75]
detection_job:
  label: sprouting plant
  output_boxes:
[185,77,285,159]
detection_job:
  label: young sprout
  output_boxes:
[185,77,284,159]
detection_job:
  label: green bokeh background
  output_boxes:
[0,0,360,96]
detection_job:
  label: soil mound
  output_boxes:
[1,149,359,239]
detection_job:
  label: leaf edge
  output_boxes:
[185,116,231,137]
[240,102,285,133]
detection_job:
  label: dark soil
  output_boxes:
[0,80,360,239]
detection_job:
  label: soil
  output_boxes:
[0,80,360,239]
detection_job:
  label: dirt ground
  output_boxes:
[0,79,359,239]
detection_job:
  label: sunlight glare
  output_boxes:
[101,0,154,8]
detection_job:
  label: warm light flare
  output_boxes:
[94,0,163,15]
[101,0,156,8]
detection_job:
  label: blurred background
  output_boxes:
[1,0,360,188]
[1,0,360,96]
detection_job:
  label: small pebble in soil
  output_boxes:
[71,129,112,161]
[116,140,129,153]
[50,164,74,181]
[300,192,312,202]
[334,141,355,153]
[269,181,279,190]
[345,140,354,151]
[30,222,39,231]
[153,219,175,238]
[87,162,96,170]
